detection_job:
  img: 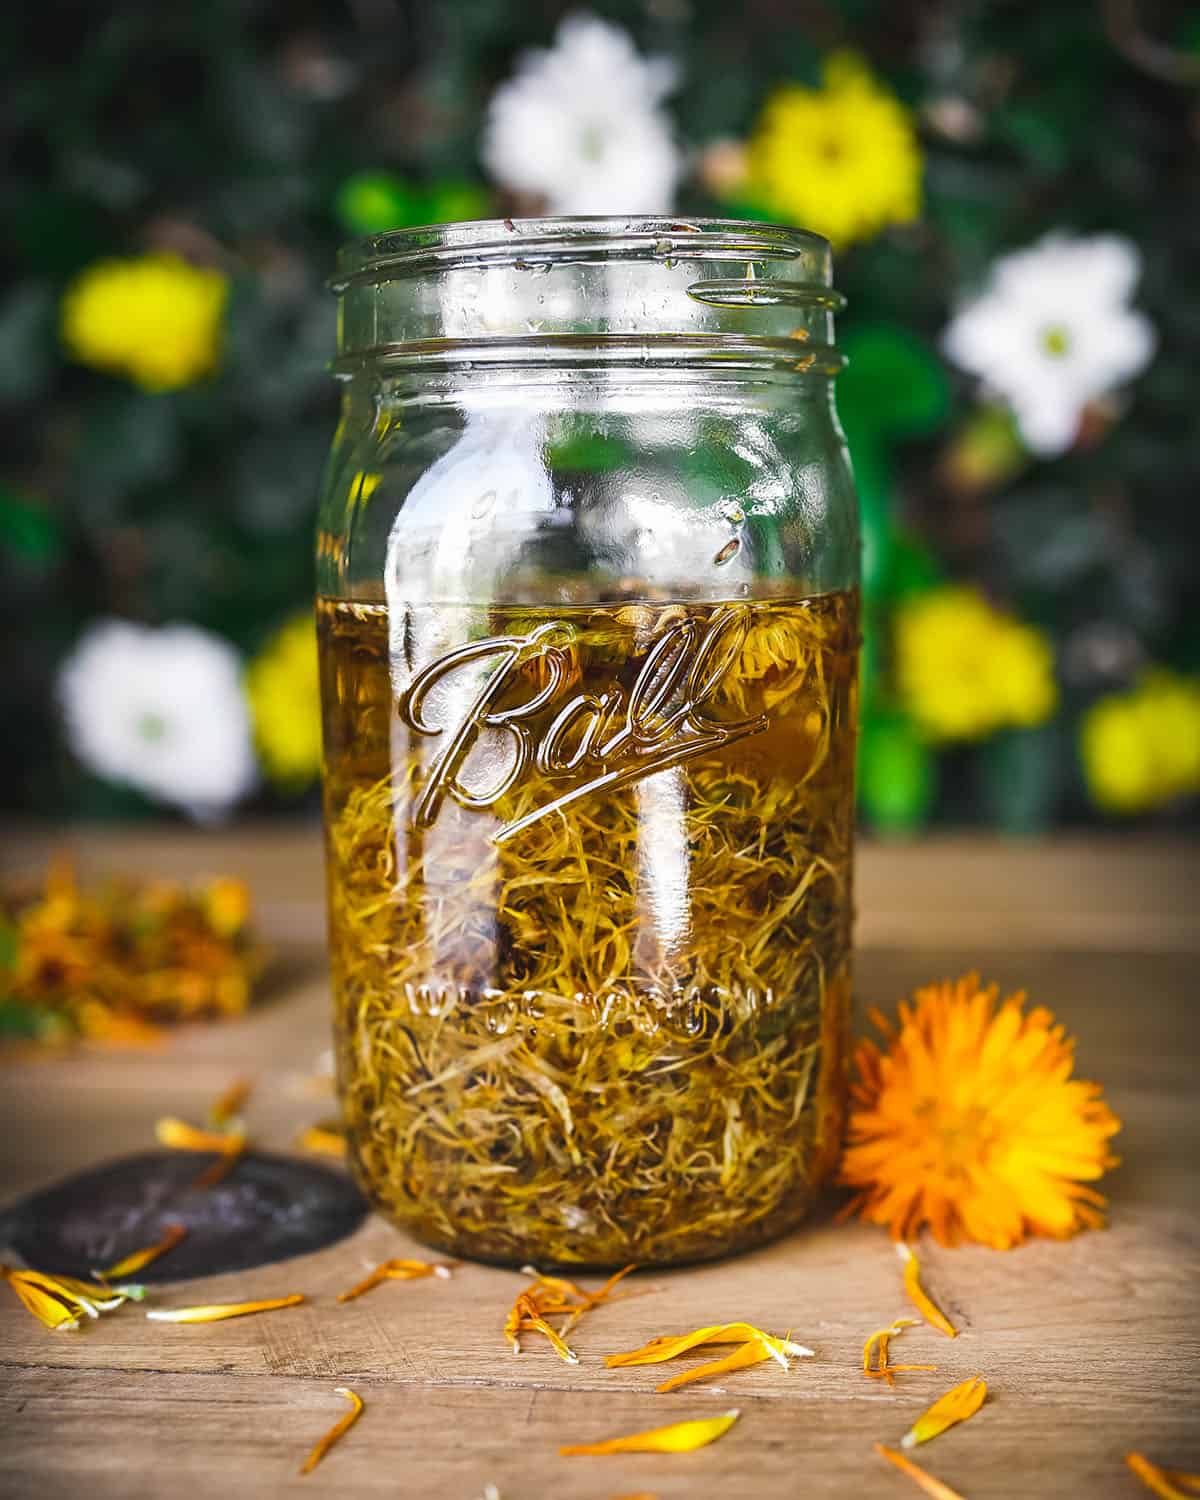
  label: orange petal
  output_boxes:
[209,1078,252,1127]
[560,1409,740,1456]
[299,1387,363,1476]
[607,1323,812,1369]
[297,1124,346,1158]
[156,1117,246,1155]
[898,1244,958,1337]
[863,1318,919,1375]
[875,1442,968,1499]
[655,1338,775,1392]
[1127,1454,1200,1500]
[337,1259,454,1302]
[902,1376,987,1448]
[146,1293,304,1323]
[1,1266,83,1331]
[99,1224,187,1280]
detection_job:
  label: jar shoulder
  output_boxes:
[318,380,859,603]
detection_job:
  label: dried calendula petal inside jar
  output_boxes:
[320,591,858,1267]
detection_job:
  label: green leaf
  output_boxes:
[545,431,632,475]
[334,172,423,237]
[837,324,950,444]
[883,530,944,602]
[0,1000,46,1041]
[859,712,936,835]
[425,179,490,225]
[0,488,63,564]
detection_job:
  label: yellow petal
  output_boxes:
[875,1442,968,1499]
[99,1223,187,1280]
[2,1268,82,1330]
[297,1124,346,1158]
[1127,1454,1200,1500]
[655,1338,775,1392]
[209,1078,252,1127]
[898,1244,958,1337]
[299,1387,363,1476]
[337,1259,454,1302]
[525,1310,579,1364]
[902,1376,987,1448]
[606,1322,812,1369]
[147,1293,304,1323]
[156,1117,245,1154]
[560,1409,740,1456]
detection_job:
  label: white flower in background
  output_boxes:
[58,620,256,819]
[942,234,1156,456]
[482,13,680,214]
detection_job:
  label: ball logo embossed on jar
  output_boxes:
[399,607,767,841]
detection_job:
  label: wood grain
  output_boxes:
[2,831,1199,1498]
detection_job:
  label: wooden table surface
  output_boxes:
[1,827,1198,1500]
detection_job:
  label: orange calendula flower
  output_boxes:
[337,1258,455,1303]
[147,1293,304,1323]
[875,1442,967,1500]
[841,974,1121,1249]
[560,1409,740,1457]
[862,1318,937,1387]
[99,1223,187,1280]
[1,1262,138,1330]
[902,1376,987,1448]
[1126,1453,1200,1499]
[299,1387,364,1476]
[897,1245,957,1338]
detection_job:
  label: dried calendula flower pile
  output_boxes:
[0,857,264,1047]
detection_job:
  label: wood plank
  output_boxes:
[2,835,1199,1497]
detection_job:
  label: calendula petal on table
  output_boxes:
[560,1409,740,1456]
[99,1223,187,1280]
[902,1376,987,1447]
[875,1442,968,1499]
[299,1387,363,1475]
[897,1244,958,1337]
[606,1322,812,1368]
[1126,1453,1200,1500]
[655,1338,777,1392]
[147,1293,304,1323]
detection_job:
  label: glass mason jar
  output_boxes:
[318,218,859,1268]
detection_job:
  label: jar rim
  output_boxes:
[332,215,833,292]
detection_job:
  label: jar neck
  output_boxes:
[333,217,844,368]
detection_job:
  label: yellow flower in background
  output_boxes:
[245,614,322,788]
[748,52,921,245]
[894,585,1056,742]
[1081,670,1200,814]
[61,254,228,392]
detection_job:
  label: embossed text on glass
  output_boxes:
[399,605,768,842]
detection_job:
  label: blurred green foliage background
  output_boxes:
[3,0,1198,831]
